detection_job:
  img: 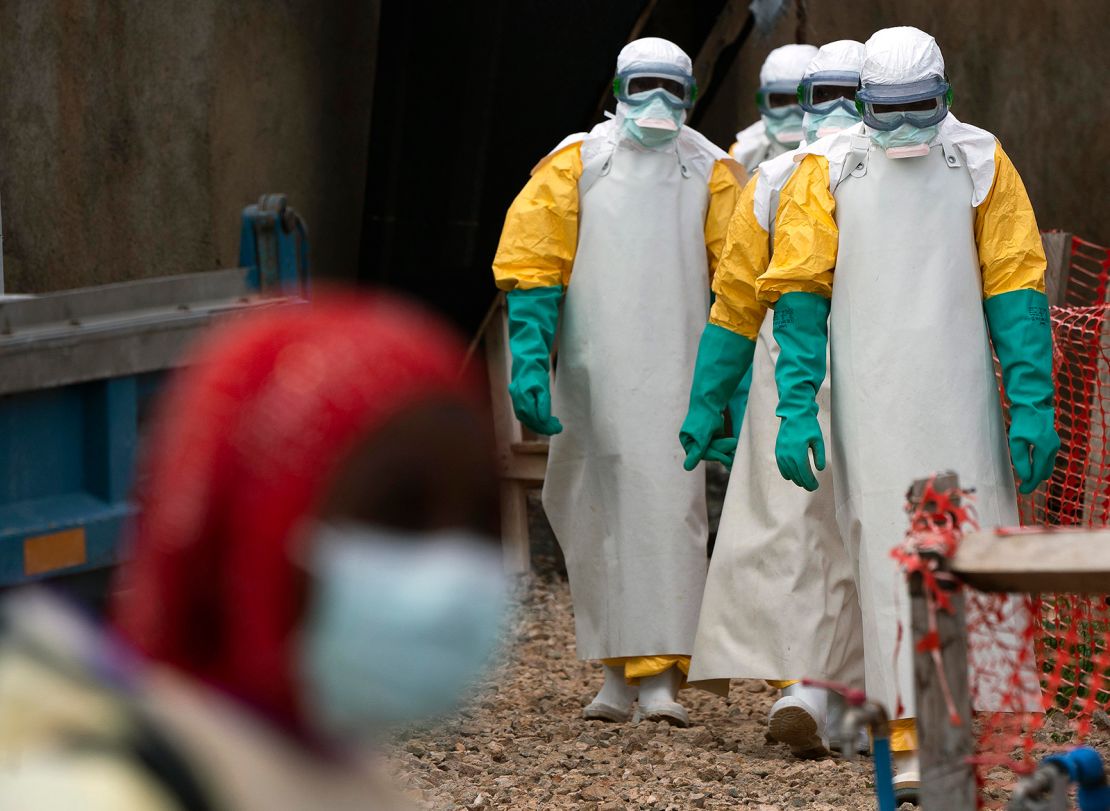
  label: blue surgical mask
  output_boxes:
[297,523,508,741]
[869,122,939,153]
[763,108,804,148]
[803,109,860,145]
[621,96,684,148]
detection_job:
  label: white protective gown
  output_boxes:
[731,119,788,174]
[689,147,864,687]
[811,121,1038,715]
[543,119,727,661]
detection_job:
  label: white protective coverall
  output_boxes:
[494,40,746,665]
[730,44,817,173]
[689,40,867,691]
[757,29,1042,720]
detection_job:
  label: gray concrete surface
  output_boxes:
[696,1,1110,245]
[0,1,378,292]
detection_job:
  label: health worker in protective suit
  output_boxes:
[758,27,1058,802]
[682,40,868,760]
[730,43,817,173]
[492,38,746,727]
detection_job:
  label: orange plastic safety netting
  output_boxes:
[896,236,1110,807]
[973,237,1110,804]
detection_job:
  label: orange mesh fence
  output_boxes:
[902,237,1110,807]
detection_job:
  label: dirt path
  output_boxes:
[387,572,895,811]
[386,487,1109,810]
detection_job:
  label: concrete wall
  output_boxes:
[697,1,1110,245]
[0,1,378,293]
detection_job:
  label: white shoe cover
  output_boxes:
[892,749,921,804]
[583,664,637,722]
[637,666,689,727]
[768,683,829,757]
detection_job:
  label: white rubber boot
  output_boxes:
[583,664,638,722]
[827,691,871,756]
[892,749,921,805]
[637,666,689,727]
[768,683,829,757]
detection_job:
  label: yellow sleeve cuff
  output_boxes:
[709,171,768,341]
[976,143,1046,299]
[757,154,837,304]
[492,142,584,291]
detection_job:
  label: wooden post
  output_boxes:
[906,474,977,811]
[1041,231,1073,308]
[483,293,549,574]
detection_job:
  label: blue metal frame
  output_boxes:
[0,198,310,586]
[238,194,310,296]
[0,378,138,585]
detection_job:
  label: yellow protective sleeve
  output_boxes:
[704,158,746,283]
[709,171,769,341]
[888,717,918,753]
[757,154,838,305]
[766,679,799,689]
[976,143,1047,299]
[491,143,584,291]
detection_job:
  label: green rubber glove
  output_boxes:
[772,292,831,492]
[679,323,756,470]
[984,288,1060,494]
[727,364,754,444]
[506,286,563,436]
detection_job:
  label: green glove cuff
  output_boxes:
[984,288,1054,419]
[506,286,564,435]
[772,292,831,424]
[507,286,563,378]
[984,288,1059,492]
[680,324,757,457]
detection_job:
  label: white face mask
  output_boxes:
[802,109,861,145]
[619,96,685,148]
[296,523,507,742]
[868,122,939,158]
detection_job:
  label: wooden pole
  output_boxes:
[906,474,977,811]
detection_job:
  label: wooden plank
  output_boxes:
[498,453,547,485]
[499,481,531,575]
[692,0,752,103]
[952,528,1110,594]
[510,440,550,456]
[1041,231,1072,308]
[484,294,523,449]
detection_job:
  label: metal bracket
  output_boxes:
[238,194,310,296]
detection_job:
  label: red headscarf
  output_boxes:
[113,291,484,732]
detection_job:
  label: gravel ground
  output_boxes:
[385,478,1109,810]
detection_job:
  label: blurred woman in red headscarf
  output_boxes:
[0,292,505,810]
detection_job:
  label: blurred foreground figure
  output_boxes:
[0,293,505,810]
[730,43,818,172]
[759,27,1057,802]
[492,37,745,727]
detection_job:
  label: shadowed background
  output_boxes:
[1,0,1105,332]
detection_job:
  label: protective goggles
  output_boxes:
[756,81,802,119]
[855,76,952,131]
[797,71,860,115]
[613,63,697,109]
